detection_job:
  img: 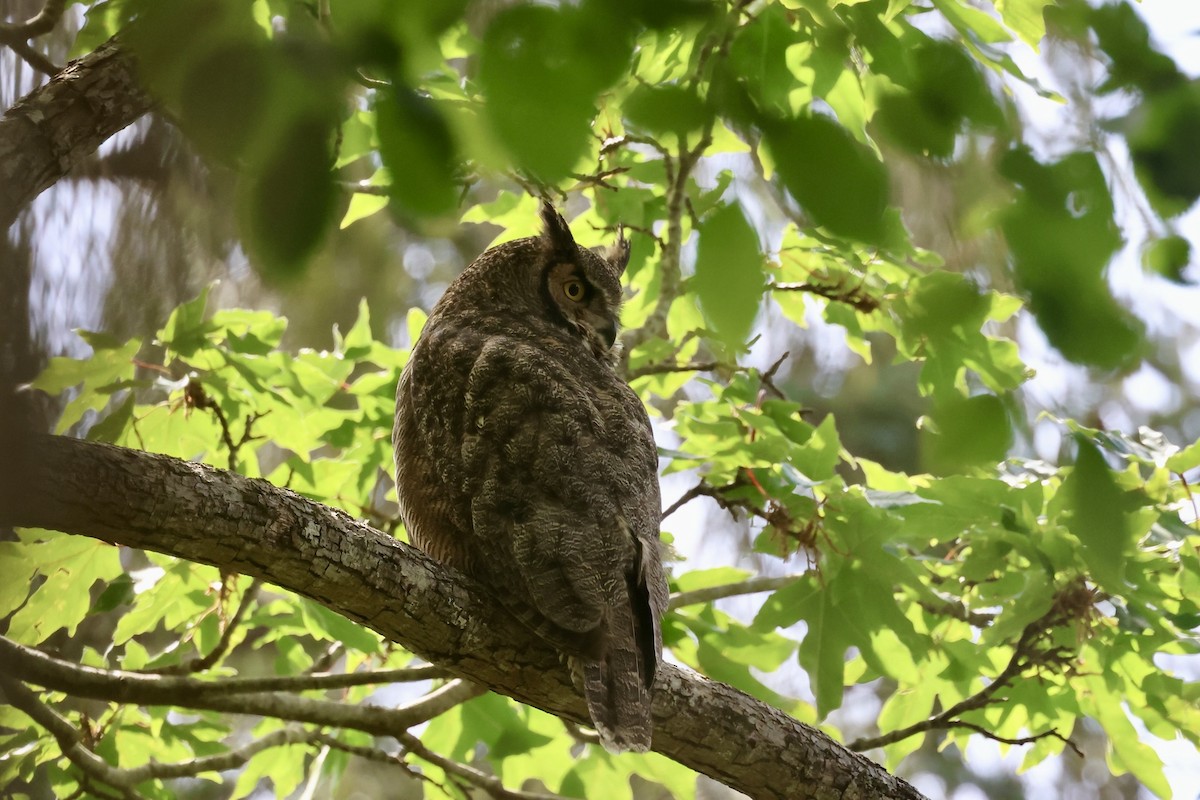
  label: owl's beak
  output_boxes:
[600,320,618,350]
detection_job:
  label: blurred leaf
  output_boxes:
[930,0,1012,44]
[1084,0,1182,94]
[376,86,459,216]
[728,4,802,114]
[238,114,337,280]
[764,115,889,243]
[625,84,712,138]
[480,4,631,180]
[995,0,1049,48]
[1142,234,1192,283]
[921,394,1013,474]
[178,39,271,164]
[1000,148,1141,368]
[692,202,765,346]
[1124,81,1200,218]
[875,39,1001,158]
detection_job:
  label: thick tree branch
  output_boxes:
[0,435,926,800]
[0,36,153,229]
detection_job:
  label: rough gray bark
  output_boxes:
[0,36,152,230]
[0,434,927,800]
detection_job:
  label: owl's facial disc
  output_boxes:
[546,261,620,360]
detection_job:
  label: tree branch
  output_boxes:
[0,0,68,41]
[0,676,142,800]
[0,434,926,800]
[0,35,153,229]
[0,636,472,738]
[847,608,1080,754]
[398,732,570,800]
[669,575,804,611]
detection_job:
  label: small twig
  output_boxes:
[769,281,881,314]
[628,359,722,380]
[561,719,601,747]
[949,721,1083,758]
[669,574,804,610]
[7,37,60,74]
[568,166,629,192]
[144,579,261,674]
[0,676,141,799]
[352,70,391,90]
[339,180,391,196]
[121,727,317,782]
[917,597,997,628]
[398,732,571,800]
[309,642,345,673]
[847,603,1082,753]
[0,0,67,40]
[757,351,790,400]
[661,480,723,521]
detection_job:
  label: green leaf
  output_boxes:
[995,0,1049,48]
[875,39,1001,158]
[1082,674,1171,798]
[159,285,215,357]
[930,0,1013,44]
[338,298,374,359]
[299,599,380,653]
[1066,437,1131,591]
[764,115,889,243]
[1124,81,1200,218]
[673,567,752,594]
[5,532,122,644]
[340,191,389,230]
[692,202,764,346]
[1166,438,1200,473]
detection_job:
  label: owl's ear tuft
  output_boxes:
[539,201,576,257]
[593,227,631,274]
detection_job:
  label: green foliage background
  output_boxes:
[4,0,1200,798]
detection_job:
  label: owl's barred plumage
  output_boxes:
[393,202,668,752]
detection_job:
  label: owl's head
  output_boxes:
[537,202,631,364]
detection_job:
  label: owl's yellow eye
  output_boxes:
[563,279,586,302]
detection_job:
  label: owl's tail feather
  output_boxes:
[575,597,654,754]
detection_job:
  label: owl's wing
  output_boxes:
[461,337,659,652]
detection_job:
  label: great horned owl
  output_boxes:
[393,202,668,753]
